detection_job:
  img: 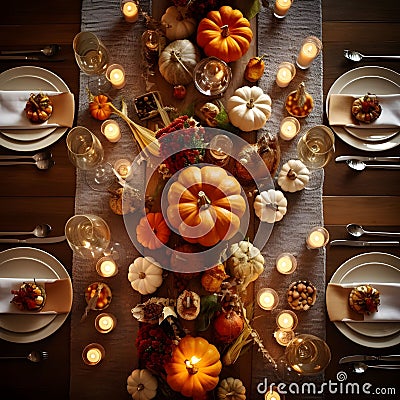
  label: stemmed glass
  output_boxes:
[66,126,116,191]
[296,125,335,190]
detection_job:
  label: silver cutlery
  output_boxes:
[0,151,52,161]
[346,223,400,238]
[330,240,399,247]
[344,49,400,62]
[0,223,51,238]
[0,56,65,62]
[335,155,400,163]
[0,159,54,170]
[339,354,400,364]
[346,159,400,171]
[0,350,48,363]
[352,362,400,373]
[0,235,66,244]
[1,44,60,57]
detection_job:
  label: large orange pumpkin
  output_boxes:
[136,212,171,250]
[166,165,246,247]
[165,336,222,398]
[89,94,112,121]
[196,6,253,63]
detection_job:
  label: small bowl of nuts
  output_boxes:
[287,280,317,311]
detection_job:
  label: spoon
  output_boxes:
[344,50,400,62]
[0,158,55,170]
[346,159,400,171]
[0,44,61,57]
[0,150,52,161]
[353,362,400,374]
[0,351,48,363]
[0,223,52,237]
[346,223,400,238]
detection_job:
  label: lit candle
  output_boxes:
[82,343,105,365]
[265,389,281,400]
[279,117,300,141]
[257,288,279,311]
[273,0,293,18]
[209,134,233,167]
[185,355,201,374]
[274,328,295,347]
[106,64,126,89]
[95,313,117,333]
[101,120,121,143]
[296,36,322,69]
[306,226,329,249]
[276,61,296,88]
[276,310,298,330]
[96,256,118,277]
[121,1,138,23]
[276,253,297,274]
[114,158,132,179]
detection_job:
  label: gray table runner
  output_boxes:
[70,1,325,399]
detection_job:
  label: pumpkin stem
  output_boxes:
[220,24,230,38]
[287,168,298,180]
[170,50,193,79]
[185,359,199,375]
[246,98,255,109]
[294,82,307,108]
[138,272,146,279]
[197,190,211,209]
[137,383,145,392]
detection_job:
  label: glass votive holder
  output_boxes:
[273,0,293,18]
[275,253,297,274]
[120,0,139,23]
[96,256,118,278]
[101,119,121,143]
[208,134,233,167]
[114,158,132,180]
[95,313,117,333]
[279,117,300,141]
[306,226,330,249]
[82,343,105,365]
[257,288,279,311]
[106,63,126,89]
[276,309,298,330]
[274,328,295,347]
[296,36,323,69]
[275,62,296,88]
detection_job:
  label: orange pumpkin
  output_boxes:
[89,94,112,120]
[196,6,253,63]
[166,165,246,247]
[136,212,171,250]
[165,336,222,398]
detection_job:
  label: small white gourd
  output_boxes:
[254,189,287,223]
[278,159,310,192]
[217,377,246,400]
[128,256,163,295]
[161,6,196,41]
[127,368,158,400]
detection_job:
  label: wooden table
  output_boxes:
[0,1,399,399]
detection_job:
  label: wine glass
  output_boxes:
[296,125,335,190]
[277,334,331,381]
[66,126,116,191]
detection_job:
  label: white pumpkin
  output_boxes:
[227,86,272,132]
[127,368,158,400]
[254,189,287,223]
[278,159,310,192]
[128,256,163,295]
[161,6,196,41]
[158,39,200,85]
[217,377,246,400]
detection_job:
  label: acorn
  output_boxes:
[244,55,266,82]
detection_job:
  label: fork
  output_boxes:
[0,350,48,362]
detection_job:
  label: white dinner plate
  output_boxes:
[328,252,400,348]
[326,66,400,151]
[0,247,72,343]
[0,66,73,151]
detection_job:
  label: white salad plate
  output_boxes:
[0,247,72,343]
[326,66,400,151]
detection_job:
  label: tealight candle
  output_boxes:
[275,253,297,274]
[275,62,296,88]
[274,328,295,347]
[101,120,121,143]
[265,389,282,400]
[296,36,323,69]
[273,0,293,18]
[82,343,105,365]
[279,116,300,141]
[114,158,132,179]
[276,310,298,330]
[121,1,139,23]
[306,226,330,249]
[96,256,118,277]
[257,288,279,311]
[106,64,126,89]
[95,313,117,333]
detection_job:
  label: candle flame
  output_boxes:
[190,356,201,365]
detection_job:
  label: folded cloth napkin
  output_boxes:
[328,94,400,129]
[0,90,74,130]
[326,282,400,322]
[0,277,72,314]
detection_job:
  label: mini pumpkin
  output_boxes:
[201,264,228,293]
[136,212,171,250]
[244,55,265,82]
[196,6,253,63]
[165,335,222,398]
[24,93,53,123]
[161,6,196,41]
[285,82,314,118]
[89,94,112,120]
[213,310,244,343]
[227,86,272,132]
[352,93,382,123]
[127,368,158,400]
[277,159,310,192]
[217,377,246,400]
[254,189,287,223]
[128,256,163,295]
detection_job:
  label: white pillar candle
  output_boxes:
[306,226,329,249]
[257,288,279,311]
[279,117,300,141]
[106,64,126,89]
[296,36,322,69]
[276,252,297,274]
[276,310,298,330]
[121,1,139,23]
[95,313,117,333]
[82,343,105,365]
[96,256,118,277]
[101,120,121,143]
[273,0,293,18]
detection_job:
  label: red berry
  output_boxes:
[173,85,187,99]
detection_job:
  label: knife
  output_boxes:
[0,56,65,62]
[330,240,399,247]
[0,235,66,244]
[339,355,400,364]
[335,156,400,163]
